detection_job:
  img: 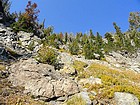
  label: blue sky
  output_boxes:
[10,0,140,35]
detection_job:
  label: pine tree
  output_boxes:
[83,40,95,59]
[113,22,125,49]
[89,29,95,40]
[104,32,114,53]
[64,32,68,44]
[69,40,80,55]
[95,32,103,48]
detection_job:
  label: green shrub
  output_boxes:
[36,45,58,65]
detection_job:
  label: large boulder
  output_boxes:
[9,58,79,101]
[114,92,139,105]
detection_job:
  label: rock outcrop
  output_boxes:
[106,51,140,73]
[0,23,41,61]
[0,24,29,61]
[114,92,139,105]
[9,58,79,101]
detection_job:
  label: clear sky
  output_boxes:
[10,0,140,35]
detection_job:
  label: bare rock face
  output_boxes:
[106,51,140,73]
[0,24,31,61]
[9,58,79,101]
[114,92,139,105]
[0,24,42,61]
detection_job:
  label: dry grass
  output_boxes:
[0,78,46,105]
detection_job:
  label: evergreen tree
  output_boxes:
[0,0,15,24]
[81,34,88,45]
[95,32,103,48]
[113,22,125,49]
[76,32,82,43]
[83,40,95,59]
[104,32,114,53]
[69,40,80,55]
[89,29,95,40]
[64,32,68,44]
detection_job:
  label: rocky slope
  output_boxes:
[0,23,140,105]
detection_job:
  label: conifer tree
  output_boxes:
[83,40,95,59]
[95,32,103,48]
[64,32,68,44]
[89,29,95,40]
[69,40,79,55]
[113,22,125,49]
[104,32,114,53]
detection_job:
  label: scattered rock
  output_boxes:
[79,76,102,85]
[78,92,92,105]
[58,52,74,65]
[59,65,77,76]
[114,92,139,105]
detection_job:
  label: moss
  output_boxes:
[65,95,86,105]
[81,63,140,101]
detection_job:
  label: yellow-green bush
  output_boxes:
[73,60,88,78]
[82,63,140,101]
[37,45,58,65]
[65,95,86,105]
[73,60,88,72]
